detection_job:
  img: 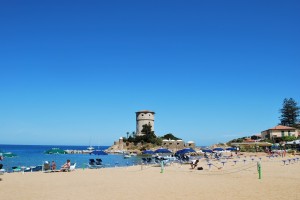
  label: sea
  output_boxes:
[0,144,141,172]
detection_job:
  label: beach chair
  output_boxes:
[142,158,147,164]
[69,163,76,171]
[95,158,102,165]
[89,159,96,166]
[0,164,5,176]
[12,166,22,172]
[147,158,153,164]
[43,161,51,172]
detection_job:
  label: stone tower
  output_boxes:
[136,110,155,136]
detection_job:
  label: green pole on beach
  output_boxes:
[160,161,164,173]
[257,161,261,179]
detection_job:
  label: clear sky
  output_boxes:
[0,0,299,146]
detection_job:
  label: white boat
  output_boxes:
[87,146,95,151]
[124,154,131,159]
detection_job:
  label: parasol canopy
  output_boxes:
[202,149,213,153]
[175,148,196,155]
[154,148,172,154]
[142,150,154,155]
[2,152,17,158]
[213,147,224,151]
[226,147,236,151]
[45,148,67,154]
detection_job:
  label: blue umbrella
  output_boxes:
[202,149,213,153]
[154,148,172,154]
[142,150,154,154]
[176,148,196,155]
[213,148,224,151]
[226,147,236,151]
[91,150,108,155]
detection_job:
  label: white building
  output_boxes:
[261,125,298,141]
[136,110,155,136]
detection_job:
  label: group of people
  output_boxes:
[265,148,287,157]
[0,156,71,176]
[49,160,71,172]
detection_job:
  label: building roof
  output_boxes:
[268,125,296,130]
[262,125,296,133]
[136,110,155,114]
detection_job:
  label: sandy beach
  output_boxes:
[1,154,299,200]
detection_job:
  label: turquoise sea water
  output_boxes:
[0,144,141,172]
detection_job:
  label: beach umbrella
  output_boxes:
[45,148,67,154]
[226,147,236,151]
[213,147,224,151]
[154,148,172,154]
[202,149,213,153]
[91,150,108,155]
[176,148,196,155]
[142,150,154,155]
[2,152,17,158]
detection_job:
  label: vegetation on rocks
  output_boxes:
[123,124,181,149]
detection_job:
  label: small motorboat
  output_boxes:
[124,154,131,159]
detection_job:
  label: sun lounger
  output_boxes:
[69,163,76,171]
[43,161,51,172]
[0,169,5,175]
[89,159,96,166]
[88,158,103,169]
[95,159,102,165]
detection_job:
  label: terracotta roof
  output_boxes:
[268,125,296,130]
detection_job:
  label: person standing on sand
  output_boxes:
[51,161,56,171]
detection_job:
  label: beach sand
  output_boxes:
[1,154,299,200]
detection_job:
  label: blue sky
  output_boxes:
[0,0,299,146]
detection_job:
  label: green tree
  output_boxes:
[131,131,136,137]
[280,136,297,142]
[141,123,153,135]
[125,124,162,146]
[279,98,300,128]
[161,133,181,140]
